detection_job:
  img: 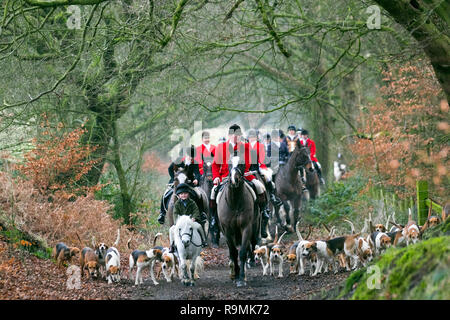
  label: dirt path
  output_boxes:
[127,255,351,300]
[0,238,349,300]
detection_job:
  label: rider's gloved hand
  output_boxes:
[157,213,165,225]
[200,212,208,224]
[213,177,220,185]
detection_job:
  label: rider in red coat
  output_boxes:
[195,131,216,177]
[211,124,270,238]
[212,127,256,183]
[300,129,325,185]
[247,129,282,235]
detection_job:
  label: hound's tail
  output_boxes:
[273,225,279,244]
[153,232,163,247]
[113,229,120,247]
[305,225,312,240]
[295,221,304,241]
[385,213,391,231]
[195,256,204,274]
[344,219,355,234]
[75,232,83,247]
[277,231,287,244]
[361,219,368,234]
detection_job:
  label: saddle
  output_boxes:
[215,180,257,205]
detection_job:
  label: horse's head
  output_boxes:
[203,161,213,182]
[174,167,188,188]
[292,140,311,169]
[229,156,245,188]
[176,215,194,248]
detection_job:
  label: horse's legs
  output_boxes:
[293,197,301,231]
[179,258,189,285]
[189,256,197,286]
[273,204,282,226]
[237,230,252,287]
[210,207,220,246]
[227,240,238,281]
[284,200,291,226]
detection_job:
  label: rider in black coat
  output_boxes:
[158,146,202,225]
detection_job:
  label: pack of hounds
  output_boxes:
[52,205,447,285]
[52,231,202,286]
[255,206,447,278]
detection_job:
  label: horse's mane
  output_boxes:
[176,214,194,227]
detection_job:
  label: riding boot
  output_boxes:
[256,193,269,238]
[314,162,325,185]
[199,222,208,247]
[210,214,219,247]
[158,188,173,224]
[266,182,282,209]
[261,208,271,238]
[269,192,283,210]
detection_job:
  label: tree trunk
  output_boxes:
[111,121,133,225]
[83,111,114,186]
[374,0,450,102]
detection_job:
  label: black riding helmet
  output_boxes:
[176,183,191,195]
[229,124,242,135]
[247,128,258,139]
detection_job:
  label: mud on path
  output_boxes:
[1,241,349,300]
[128,248,351,300]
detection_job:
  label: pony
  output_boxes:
[217,156,259,287]
[169,215,204,286]
[273,140,311,232]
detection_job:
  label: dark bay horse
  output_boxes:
[274,140,311,233]
[304,161,321,200]
[217,156,259,287]
[200,161,220,246]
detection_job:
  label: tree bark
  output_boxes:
[374,0,450,102]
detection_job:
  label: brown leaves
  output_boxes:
[349,61,448,200]
[16,123,99,198]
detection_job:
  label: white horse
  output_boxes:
[169,215,203,286]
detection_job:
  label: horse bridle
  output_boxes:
[178,226,202,247]
[230,165,244,188]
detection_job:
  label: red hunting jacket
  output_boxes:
[195,144,216,175]
[300,138,318,162]
[248,141,268,172]
[212,140,255,183]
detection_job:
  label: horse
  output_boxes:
[303,161,321,200]
[217,156,259,287]
[273,140,311,233]
[167,167,209,228]
[200,161,220,246]
[169,215,203,286]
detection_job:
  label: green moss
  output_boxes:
[337,236,450,300]
[423,218,450,240]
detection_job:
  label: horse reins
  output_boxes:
[178,227,203,247]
